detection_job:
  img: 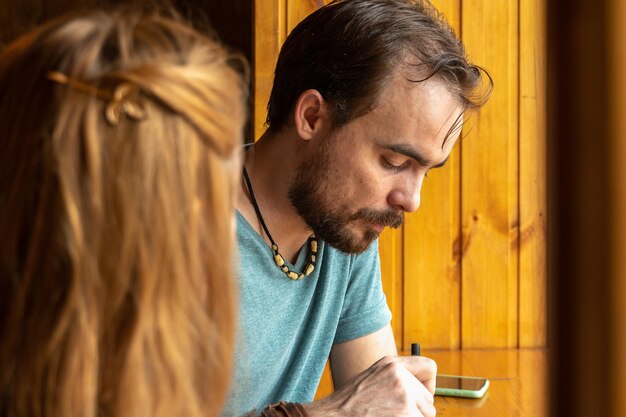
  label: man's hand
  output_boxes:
[304,355,437,417]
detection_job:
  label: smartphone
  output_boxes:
[435,374,490,398]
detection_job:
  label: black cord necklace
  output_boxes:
[242,167,317,280]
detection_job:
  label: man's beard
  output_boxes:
[288,142,404,254]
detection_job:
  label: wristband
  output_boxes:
[261,400,308,417]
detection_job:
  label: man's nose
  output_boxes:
[388,178,423,213]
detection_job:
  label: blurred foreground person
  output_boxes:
[0,9,246,417]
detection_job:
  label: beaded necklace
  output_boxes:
[242,167,317,280]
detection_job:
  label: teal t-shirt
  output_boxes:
[223,211,392,416]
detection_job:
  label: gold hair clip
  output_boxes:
[47,71,148,126]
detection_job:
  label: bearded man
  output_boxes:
[226,1,492,416]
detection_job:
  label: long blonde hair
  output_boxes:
[0,8,245,417]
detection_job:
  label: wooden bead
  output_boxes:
[310,240,318,253]
[274,254,285,267]
[287,271,299,280]
[281,266,289,273]
[305,264,315,276]
[311,255,316,262]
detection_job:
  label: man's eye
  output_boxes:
[382,158,403,171]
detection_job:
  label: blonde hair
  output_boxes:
[0,8,246,417]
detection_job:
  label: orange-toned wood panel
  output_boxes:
[255,0,546,360]
[402,0,462,352]
[379,228,404,349]
[254,0,287,139]
[460,0,520,348]
[519,0,547,347]
[286,0,316,31]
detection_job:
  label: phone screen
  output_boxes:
[436,375,488,391]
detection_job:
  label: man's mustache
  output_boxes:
[350,208,404,229]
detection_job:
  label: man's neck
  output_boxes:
[237,129,314,263]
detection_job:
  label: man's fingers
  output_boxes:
[391,355,438,394]
[417,400,436,417]
[404,372,436,417]
[322,356,437,417]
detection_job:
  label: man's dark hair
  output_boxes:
[266,0,492,138]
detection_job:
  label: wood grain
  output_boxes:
[254,0,287,139]
[402,0,462,351]
[379,227,404,349]
[460,0,520,348]
[423,349,547,417]
[252,0,549,399]
[519,0,547,348]
[286,0,316,32]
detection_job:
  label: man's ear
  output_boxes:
[293,89,329,141]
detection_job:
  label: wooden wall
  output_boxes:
[2,0,546,353]
[254,0,546,397]
[1,0,548,398]
[254,0,547,355]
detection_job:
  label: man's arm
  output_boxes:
[303,354,437,417]
[329,324,397,389]
[301,324,437,417]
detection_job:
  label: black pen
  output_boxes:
[411,342,421,356]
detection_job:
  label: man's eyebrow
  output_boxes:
[382,143,449,168]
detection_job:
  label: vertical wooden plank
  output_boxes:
[286,0,316,32]
[254,0,287,140]
[519,0,547,347]
[519,348,548,417]
[428,0,461,39]
[255,0,324,140]
[610,0,626,413]
[460,0,519,348]
[402,0,462,352]
[379,228,404,349]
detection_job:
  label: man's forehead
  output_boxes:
[373,75,464,141]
